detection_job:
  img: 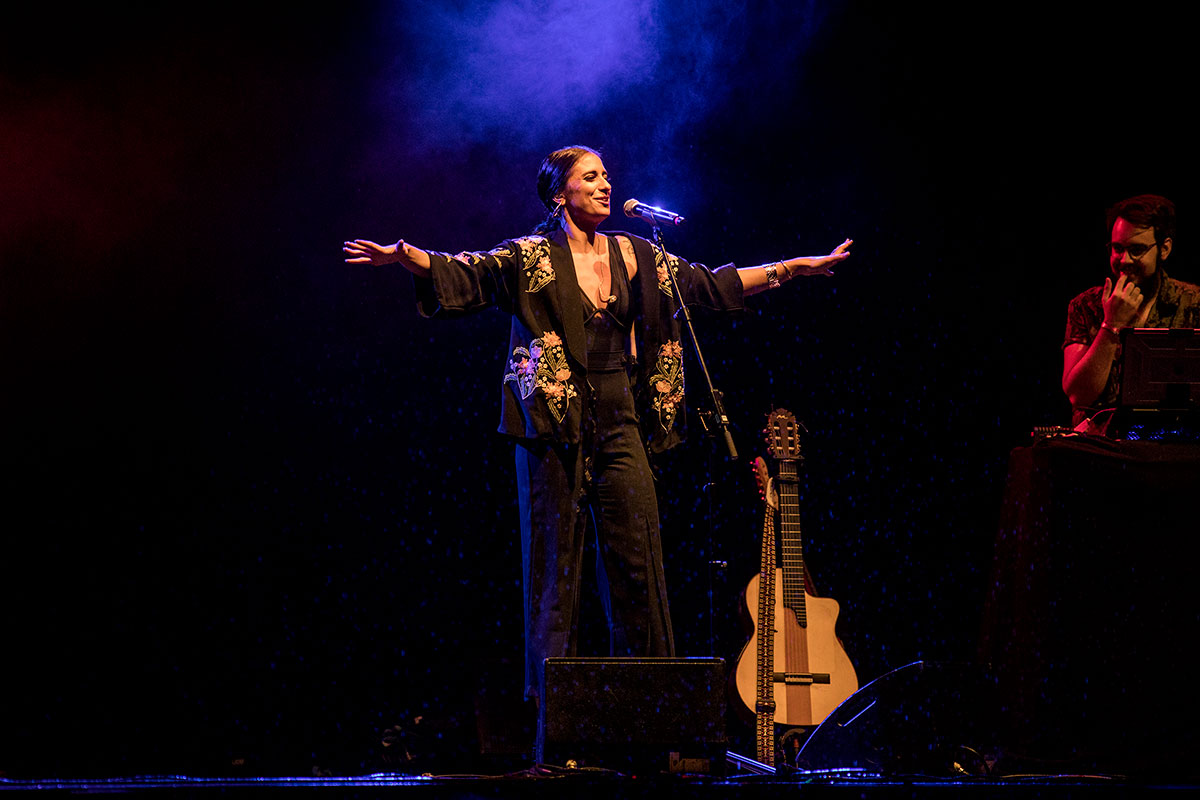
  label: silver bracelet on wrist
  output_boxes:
[1100,321,1121,339]
[765,263,781,290]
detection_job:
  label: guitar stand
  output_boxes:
[725,749,777,776]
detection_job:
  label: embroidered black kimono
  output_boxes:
[414,229,744,450]
[413,228,744,698]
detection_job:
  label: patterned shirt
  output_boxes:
[1063,270,1200,423]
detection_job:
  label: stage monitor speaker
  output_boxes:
[536,657,727,774]
[797,661,1000,777]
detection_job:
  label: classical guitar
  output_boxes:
[734,409,858,732]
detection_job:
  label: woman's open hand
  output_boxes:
[788,238,853,278]
[343,239,402,266]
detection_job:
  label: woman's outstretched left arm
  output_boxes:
[738,238,853,296]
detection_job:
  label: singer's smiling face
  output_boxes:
[557,153,611,226]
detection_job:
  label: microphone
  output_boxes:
[623,199,685,226]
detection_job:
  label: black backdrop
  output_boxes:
[2,0,1195,777]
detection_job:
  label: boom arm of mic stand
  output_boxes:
[649,224,739,461]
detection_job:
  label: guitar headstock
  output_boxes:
[752,456,779,510]
[765,408,803,463]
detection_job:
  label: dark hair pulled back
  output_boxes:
[531,145,601,236]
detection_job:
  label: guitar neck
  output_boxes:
[777,460,807,626]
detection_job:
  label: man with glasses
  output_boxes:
[1062,194,1200,428]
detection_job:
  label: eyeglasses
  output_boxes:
[1110,241,1158,258]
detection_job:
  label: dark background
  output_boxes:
[2,0,1194,777]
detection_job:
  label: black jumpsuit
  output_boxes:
[514,238,673,699]
[414,230,745,701]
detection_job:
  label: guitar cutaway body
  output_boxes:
[736,570,858,727]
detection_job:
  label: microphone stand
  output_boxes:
[646,220,735,663]
[647,222,739,461]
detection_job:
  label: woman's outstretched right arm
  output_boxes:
[343,239,432,278]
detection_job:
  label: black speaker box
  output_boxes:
[536,657,727,774]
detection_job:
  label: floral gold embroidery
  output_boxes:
[647,340,685,432]
[504,346,537,400]
[655,249,680,297]
[503,330,576,423]
[513,236,555,293]
[450,244,514,267]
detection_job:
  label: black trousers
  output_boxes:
[514,367,675,699]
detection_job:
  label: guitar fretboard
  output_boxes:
[777,460,807,628]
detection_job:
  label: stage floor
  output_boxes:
[4,765,1199,799]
